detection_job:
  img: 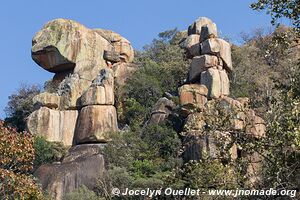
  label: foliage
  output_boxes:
[182,159,238,189]
[0,121,34,173]
[118,28,188,127]
[231,26,299,114]
[63,185,99,200]
[258,63,300,191]
[33,136,68,169]
[250,0,300,31]
[4,84,41,131]
[102,124,182,196]
[0,168,44,200]
[0,120,44,199]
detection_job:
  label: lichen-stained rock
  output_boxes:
[183,34,201,57]
[188,55,219,82]
[52,70,73,88]
[148,97,175,125]
[31,18,111,81]
[201,38,233,71]
[34,144,105,200]
[113,62,137,86]
[178,84,208,110]
[75,105,118,144]
[94,29,134,63]
[58,74,92,109]
[188,17,218,41]
[81,69,114,106]
[27,107,78,146]
[33,92,60,109]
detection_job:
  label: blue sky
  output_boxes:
[0,0,278,118]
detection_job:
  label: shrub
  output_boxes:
[0,120,44,199]
[33,136,68,169]
[4,84,41,131]
[63,185,99,200]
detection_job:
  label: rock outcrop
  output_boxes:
[27,19,135,146]
[34,144,105,200]
[174,17,266,186]
[28,18,136,199]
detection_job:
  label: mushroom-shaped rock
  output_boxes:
[31,19,112,81]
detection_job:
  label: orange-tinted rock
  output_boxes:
[27,107,78,146]
[75,105,118,144]
[178,84,208,110]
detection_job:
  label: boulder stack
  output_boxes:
[183,17,231,99]
[180,17,266,186]
[27,19,137,199]
[27,19,136,146]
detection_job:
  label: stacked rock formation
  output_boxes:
[179,17,266,186]
[27,18,136,146]
[184,17,231,99]
[27,19,136,199]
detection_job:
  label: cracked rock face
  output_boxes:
[28,19,136,146]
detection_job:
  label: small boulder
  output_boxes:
[148,97,175,125]
[183,34,201,57]
[188,55,219,82]
[178,84,208,110]
[33,92,60,109]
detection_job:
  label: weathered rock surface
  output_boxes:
[81,69,114,106]
[32,19,110,81]
[201,38,233,71]
[188,17,218,41]
[58,74,92,109]
[183,34,200,57]
[75,105,118,144]
[94,29,134,63]
[183,112,206,132]
[113,62,137,86]
[178,84,208,110]
[182,131,237,161]
[200,68,230,98]
[148,97,175,125]
[34,144,105,200]
[188,55,219,82]
[33,92,60,109]
[27,107,78,146]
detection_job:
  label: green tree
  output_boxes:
[33,136,67,170]
[5,84,41,131]
[251,0,300,31]
[119,29,188,127]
